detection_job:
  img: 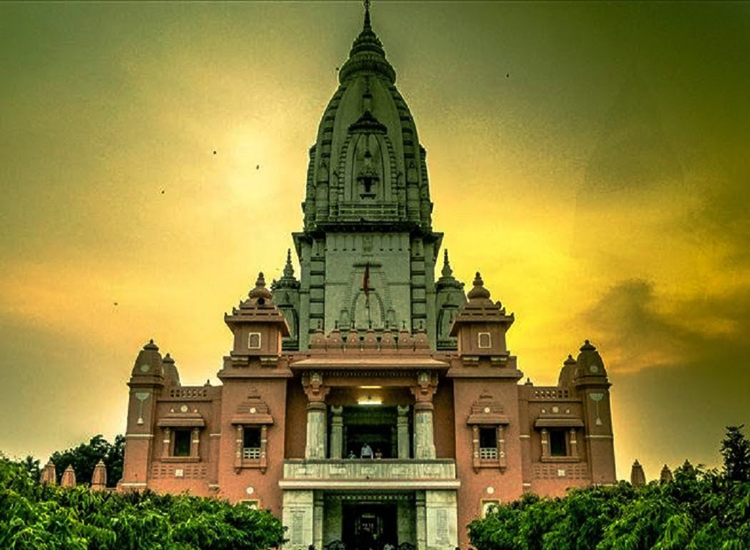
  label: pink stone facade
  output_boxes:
[121,274,615,548]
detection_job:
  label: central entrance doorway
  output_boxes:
[342,501,397,550]
[323,492,416,550]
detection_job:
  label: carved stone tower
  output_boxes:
[281,5,444,349]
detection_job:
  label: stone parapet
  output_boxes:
[282,459,456,483]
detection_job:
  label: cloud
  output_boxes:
[586,278,750,374]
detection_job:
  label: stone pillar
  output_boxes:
[411,372,437,460]
[313,491,325,550]
[570,428,579,458]
[162,427,171,457]
[497,425,507,469]
[541,428,550,459]
[397,405,411,459]
[191,427,200,458]
[234,425,243,473]
[416,491,427,550]
[414,405,436,459]
[330,406,344,459]
[425,491,458,550]
[303,372,330,459]
[282,490,315,549]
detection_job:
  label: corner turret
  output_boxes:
[223,273,290,368]
[449,272,514,358]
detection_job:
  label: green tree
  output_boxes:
[0,456,286,550]
[721,425,750,482]
[50,434,124,488]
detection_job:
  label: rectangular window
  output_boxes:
[248,332,261,349]
[479,427,498,459]
[243,427,262,459]
[478,332,492,348]
[173,429,191,457]
[549,429,567,457]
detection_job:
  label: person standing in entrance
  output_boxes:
[361,442,373,458]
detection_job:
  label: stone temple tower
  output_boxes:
[274,5,458,350]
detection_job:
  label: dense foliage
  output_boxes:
[469,426,750,550]
[49,434,125,488]
[0,457,285,550]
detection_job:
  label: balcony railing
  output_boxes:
[282,458,456,483]
[243,447,261,459]
[479,447,498,460]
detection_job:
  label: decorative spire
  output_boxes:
[660,464,673,483]
[339,0,395,84]
[630,459,646,487]
[364,0,371,30]
[91,459,107,490]
[283,249,294,278]
[248,272,273,303]
[467,272,491,301]
[441,249,453,278]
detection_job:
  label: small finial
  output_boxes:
[441,249,453,278]
[283,249,294,278]
[364,0,371,29]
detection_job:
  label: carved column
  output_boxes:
[497,425,507,469]
[191,428,200,458]
[411,372,437,460]
[569,428,578,458]
[260,425,268,474]
[235,425,243,472]
[397,405,411,459]
[472,426,480,472]
[303,372,330,459]
[162,427,171,456]
[330,406,344,459]
[541,428,550,459]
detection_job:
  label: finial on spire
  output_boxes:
[363,0,372,30]
[441,249,453,278]
[283,249,294,278]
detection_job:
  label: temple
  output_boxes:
[120,5,616,549]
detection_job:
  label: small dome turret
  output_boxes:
[247,272,273,306]
[130,339,164,379]
[467,272,492,302]
[575,340,607,378]
[162,353,181,387]
[558,354,577,387]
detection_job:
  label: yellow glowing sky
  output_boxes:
[1,1,749,482]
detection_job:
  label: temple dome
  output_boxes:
[302,3,432,232]
[575,340,608,378]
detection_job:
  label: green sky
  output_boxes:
[1,1,749,482]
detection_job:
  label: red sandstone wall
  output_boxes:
[216,378,288,515]
[452,377,524,546]
[433,378,455,459]
[285,379,308,459]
